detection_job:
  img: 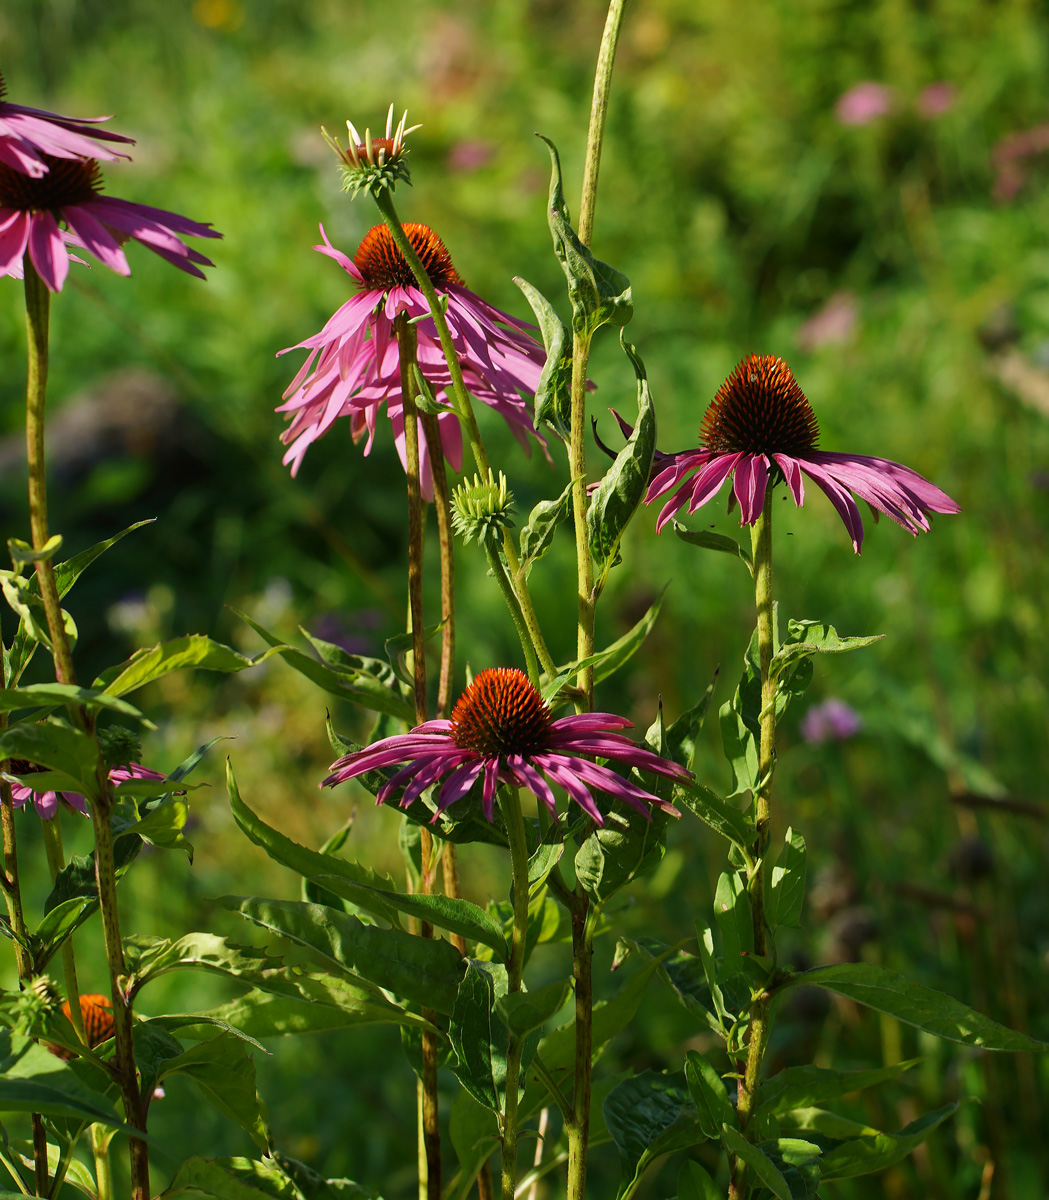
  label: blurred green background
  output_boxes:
[1,0,1048,1196]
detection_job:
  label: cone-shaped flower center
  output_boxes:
[700,355,820,456]
[69,994,115,1048]
[5,758,44,776]
[354,223,464,291]
[450,668,552,757]
[0,155,103,212]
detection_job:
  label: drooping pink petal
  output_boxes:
[27,210,69,291]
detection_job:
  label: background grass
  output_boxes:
[1,0,1048,1196]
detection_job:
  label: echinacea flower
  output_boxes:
[48,994,115,1061]
[0,70,133,179]
[324,667,689,825]
[0,154,220,291]
[277,223,547,497]
[647,355,959,553]
[5,760,166,819]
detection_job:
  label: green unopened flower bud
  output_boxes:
[29,975,63,1012]
[98,726,141,771]
[452,470,515,546]
[322,104,421,199]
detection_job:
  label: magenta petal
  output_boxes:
[27,210,68,291]
[63,206,130,275]
[732,453,770,524]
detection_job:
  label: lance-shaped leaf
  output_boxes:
[791,963,1049,1049]
[0,1034,123,1127]
[678,783,754,859]
[604,1071,708,1199]
[758,1138,823,1198]
[685,1050,736,1138]
[766,827,806,930]
[514,277,572,438]
[447,1092,501,1200]
[586,336,655,597]
[518,479,575,577]
[755,1059,921,1119]
[538,135,632,338]
[646,667,719,772]
[96,635,281,698]
[235,610,414,721]
[162,1154,379,1199]
[678,1161,722,1200]
[673,523,754,575]
[819,1104,958,1180]
[720,1126,792,1200]
[224,896,467,1016]
[0,683,149,724]
[0,720,100,799]
[448,961,509,1113]
[770,620,882,683]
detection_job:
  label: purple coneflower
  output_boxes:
[0,154,220,291]
[277,223,547,497]
[647,355,959,553]
[324,667,689,825]
[7,761,166,820]
[0,70,133,178]
[800,698,863,745]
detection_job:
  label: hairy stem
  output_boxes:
[483,544,541,686]
[40,817,86,1043]
[729,490,776,1200]
[24,259,149,1200]
[497,787,530,1200]
[90,1127,112,1200]
[420,411,456,718]
[395,314,442,1200]
[371,190,557,680]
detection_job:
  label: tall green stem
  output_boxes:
[40,816,86,1044]
[729,490,776,1200]
[395,315,442,1200]
[565,899,595,1200]
[483,544,541,686]
[370,190,557,680]
[497,787,530,1200]
[568,0,628,709]
[23,260,150,1200]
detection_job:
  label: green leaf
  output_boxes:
[97,635,280,697]
[770,621,882,683]
[719,701,760,798]
[758,1138,823,1198]
[778,1107,880,1139]
[660,668,720,771]
[767,827,806,930]
[235,610,414,721]
[124,932,281,997]
[677,1160,722,1200]
[792,963,1049,1050]
[153,1031,269,1148]
[498,980,570,1038]
[678,784,754,858]
[0,1035,122,1127]
[7,535,62,566]
[0,683,148,723]
[513,277,572,439]
[448,961,508,1113]
[518,479,574,576]
[574,801,670,903]
[228,763,506,955]
[754,1059,921,1118]
[819,1104,958,1180]
[713,871,753,975]
[224,896,467,1016]
[199,985,432,1040]
[586,336,654,596]
[684,1050,736,1138]
[161,1154,381,1199]
[604,1071,707,1200]
[673,523,754,575]
[0,720,100,799]
[0,568,77,661]
[447,1091,500,1200]
[720,1126,792,1200]
[538,135,632,338]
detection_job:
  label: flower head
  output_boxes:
[646,354,959,553]
[0,70,134,179]
[0,154,220,291]
[800,698,863,745]
[323,104,421,198]
[4,760,166,819]
[278,223,547,498]
[835,82,894,126]
[323,667,689,825]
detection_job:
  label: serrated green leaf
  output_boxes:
[678,784,753,858]
[770,621,882,682]
[793,963,1049,1049]
[586,336,654,596]
[604,1071,707,1199]
[819,1104,958,1180]
[449,962,508,1113]
[684,1050,736,1138]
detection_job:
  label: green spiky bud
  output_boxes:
[322,104,421,199]
[451,470,516,547]
[98,726,141,770]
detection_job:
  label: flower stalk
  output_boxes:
[40,816,86,1043]
[23,257,150,1200]
[729,488,776,1199]
[395,312,442,1200]
[497,786,530,1200]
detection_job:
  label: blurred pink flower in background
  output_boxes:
[801,699,863,745]
[916,82,957,119]
[447,139,494,172]
[796,292,859,353]
[991,123,1049,202]
[835,82,894,126]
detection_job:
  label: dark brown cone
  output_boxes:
[450,668,551,757]
[701,354,819,456]
[353,222,464,291]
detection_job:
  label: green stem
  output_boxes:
[729,489,776,1200]
[497,787,530,1200]
[420,411,456,719]
[484,543,541,686]
[370,190,557,680]
[23,259,149,1200]
[31,1115,47,1196]
[568,0,628,710]
[565,899,595,1200]
[0,781,32,982]
[40,817,86,1044]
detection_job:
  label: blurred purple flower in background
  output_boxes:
[801,699,863,745]
[916,82,957,119]
[447,139,494,172]
[835,82,894,126]
[795,292,859,353]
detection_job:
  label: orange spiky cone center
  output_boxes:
[450,668,552,757]
[353,222,464,290]
[701,355,819,455]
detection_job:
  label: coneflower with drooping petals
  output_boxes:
[0,70,133,178]
[0,154,220,291]
[324,667,689,825]
[277,223,548,499]
[4,761,167,820]
[647,355,959,553]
